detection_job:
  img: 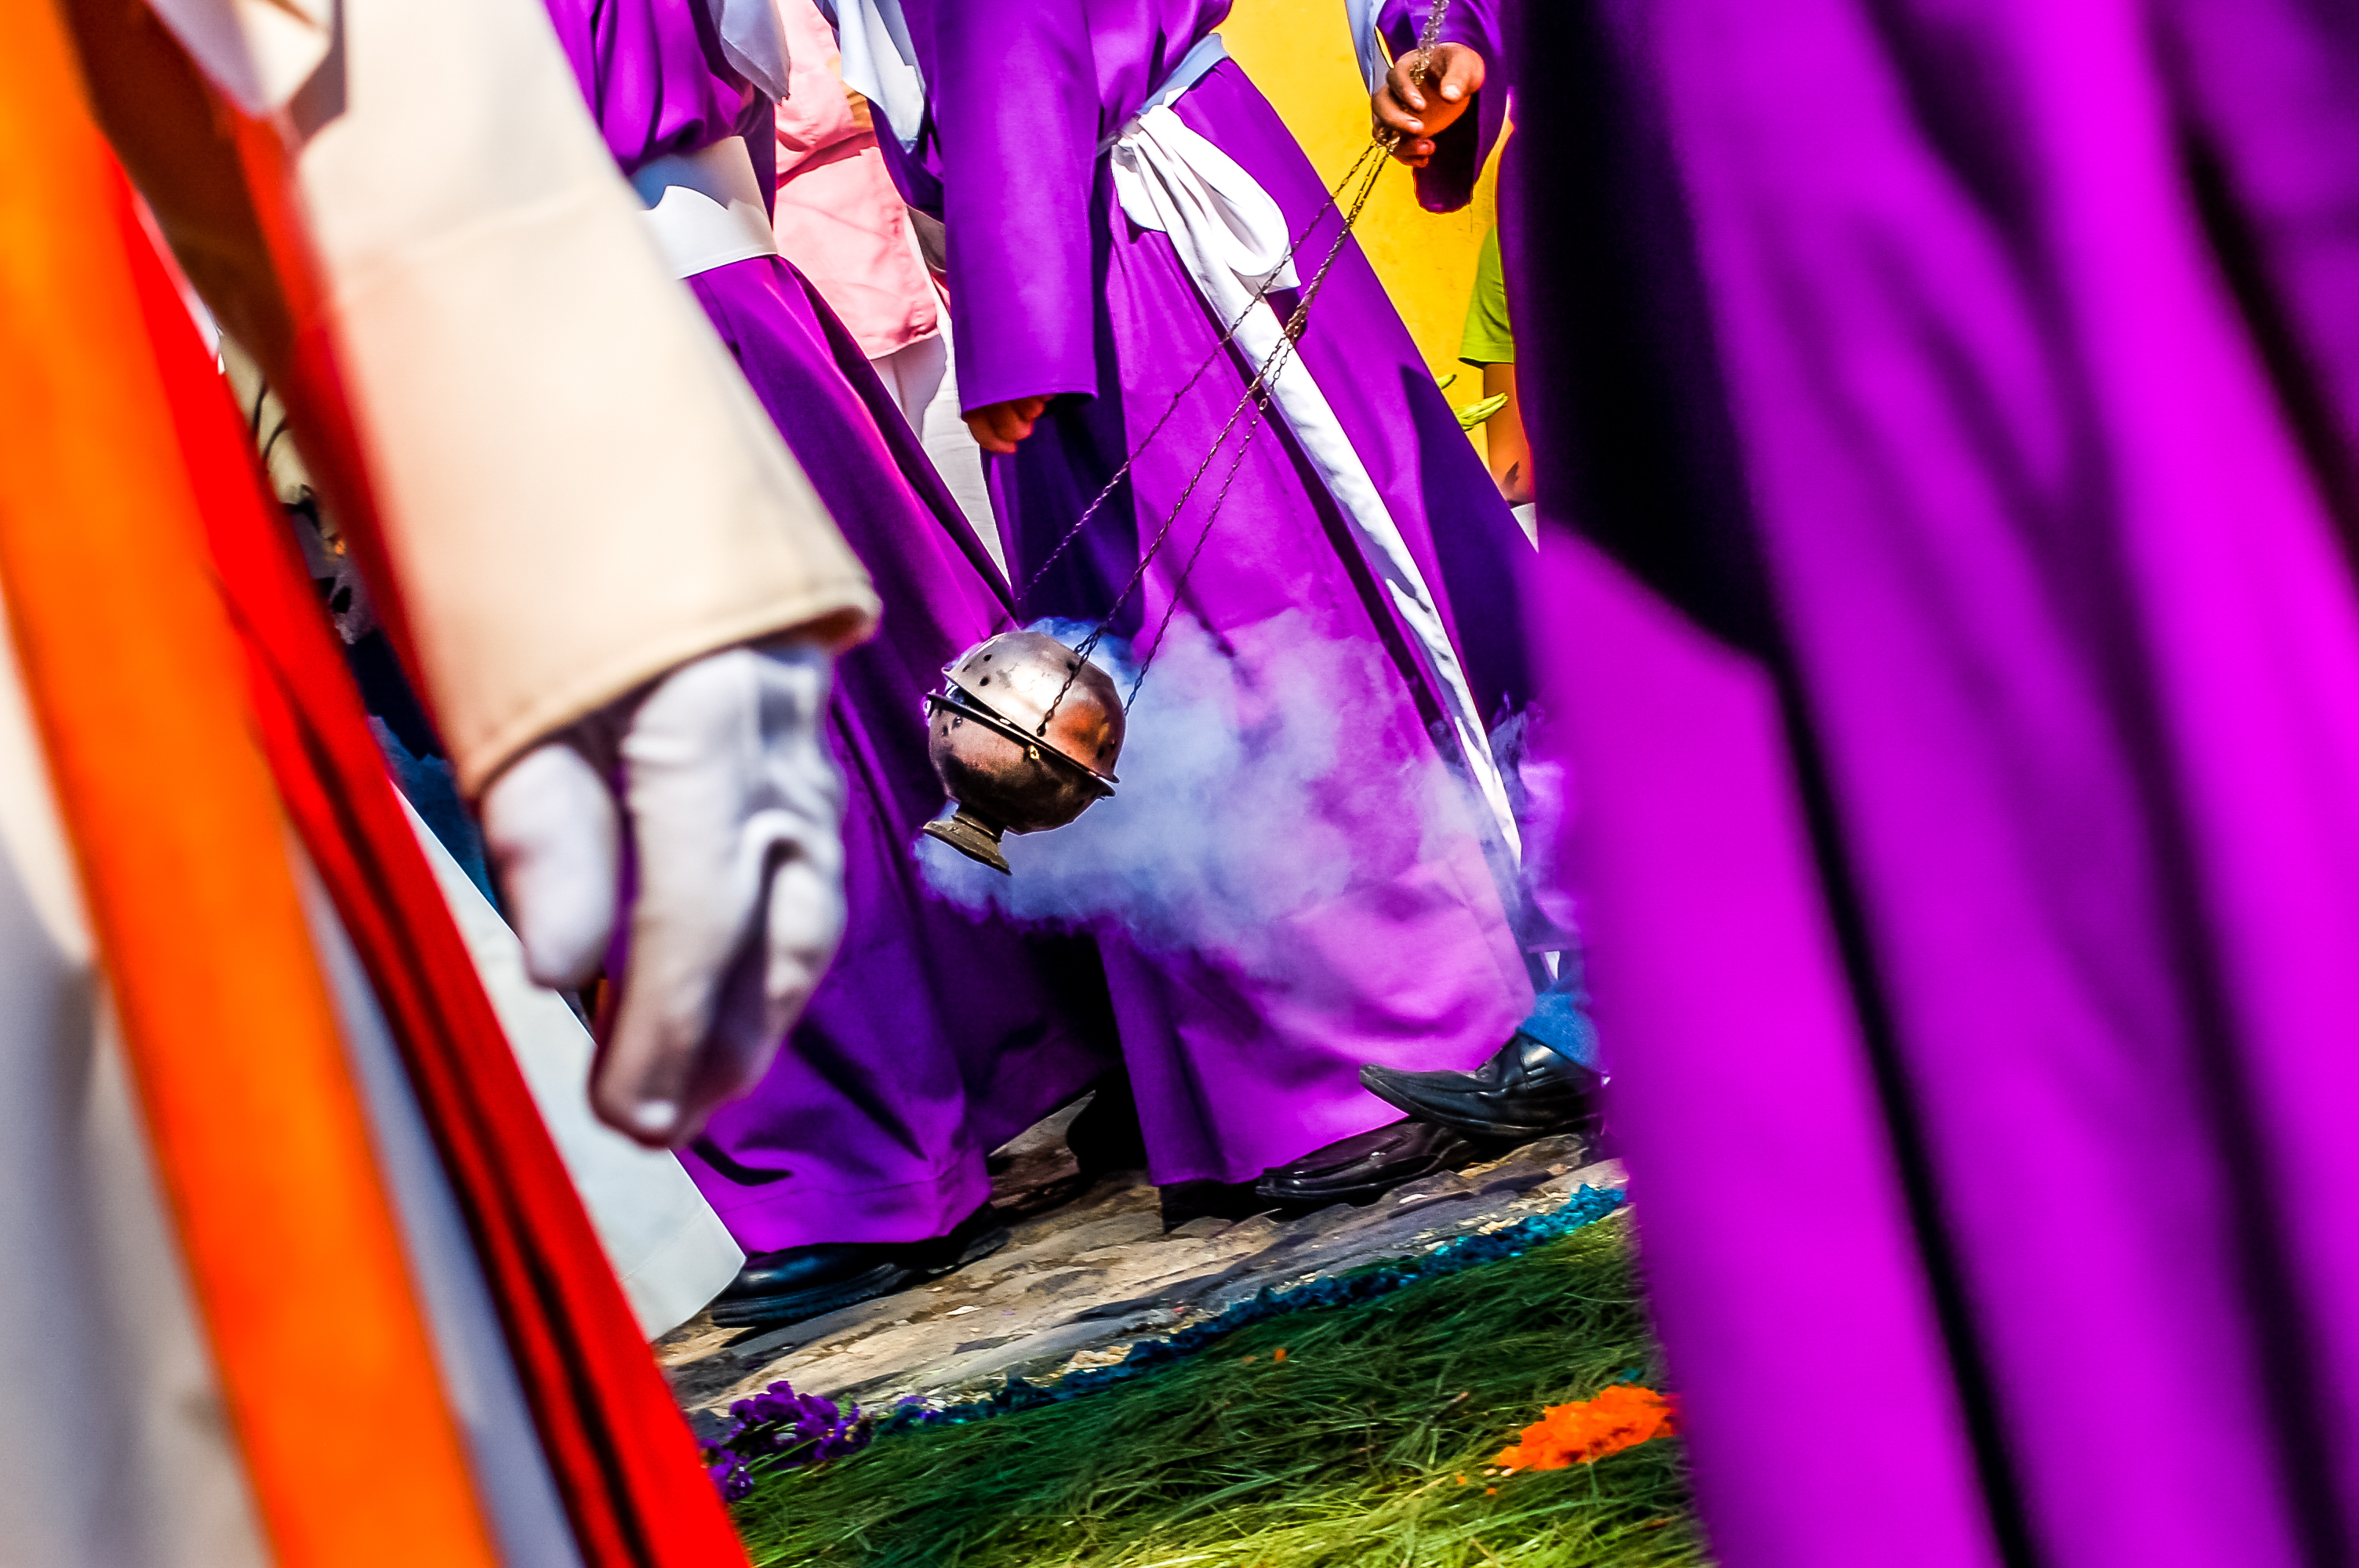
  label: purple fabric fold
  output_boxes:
[900,0,1234,411]
[541,0,1118,1250]
[1508,0,2359,1559]
[893,0,1543,1183]
[544,0,747,176]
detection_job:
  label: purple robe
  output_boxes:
[889,0,1538,1185]
[543,0,1117,1250]
[1373,0,1510,219]
[1508,0,2359,1561]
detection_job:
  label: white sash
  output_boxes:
[1344,0,1389,92]
[703,0,790,105]
[142,0,332,114]
[632,137,780,280]
[1108,32,1234,149]
[818,0,929,151]
[1108,71,1521,862]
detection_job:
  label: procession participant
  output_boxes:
[769,0,1000,568]
[1362,0,1501,201]
[868,0,1564,1212]
[1459,227,1531,513]
[540,0,1121,1327]
[1312,0,1619,1163]
[32,0,878,1556]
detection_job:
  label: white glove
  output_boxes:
[480,641,845,1148]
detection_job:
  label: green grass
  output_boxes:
[730,1212,1709,1567]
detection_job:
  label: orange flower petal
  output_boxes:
[1486,1386,1675,1471]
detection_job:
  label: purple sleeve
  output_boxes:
[922,0,1104,410]
[871,128,945,220]
[1377,0,1506,212]
[540,0,753,176]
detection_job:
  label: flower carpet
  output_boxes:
[722,1205,1710,1567]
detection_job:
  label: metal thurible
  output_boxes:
[922,631,1125,874]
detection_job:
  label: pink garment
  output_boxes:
[770,0,937,359]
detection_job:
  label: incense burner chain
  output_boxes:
[921,4,1447,873]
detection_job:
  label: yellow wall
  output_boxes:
[1219,0,1498,394]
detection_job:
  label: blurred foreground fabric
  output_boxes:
[0,0,878,1555]
[1508,1,2359,1563]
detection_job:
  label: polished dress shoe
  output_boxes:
[1065,1076,1149,1178]
[710,1203,1010,1329]
[1158,1177,1274,1232]
[1360,1033,1605,1142]
[1254,1117,1498,1207]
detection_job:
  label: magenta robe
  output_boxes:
[886,0,1539,1185]
[1509,0,2359,1561]
[542,0,1117,1250]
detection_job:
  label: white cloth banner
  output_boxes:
[1109,101,1522,862]
[143,0,333,114]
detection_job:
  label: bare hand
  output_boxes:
[1372,43,1485,169]
[964,395,1051,455]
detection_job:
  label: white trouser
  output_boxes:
[870,317,1005,576]
[400,795,742,1338]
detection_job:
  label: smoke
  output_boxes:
[916,612,1485,975]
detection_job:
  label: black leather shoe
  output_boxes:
[710,1204,1011,1329]
[1066,1076,1149,1178]
[1360,1033,1605,1141]
[1158,1178,1274,1232]
[1254,1117,1496,1207]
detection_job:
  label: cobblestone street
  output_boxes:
[660,1097,1623,1438]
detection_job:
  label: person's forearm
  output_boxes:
[1483,362,1531,506]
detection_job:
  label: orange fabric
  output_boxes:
[61,15,760,1563]
[0,7,498,1566]
[118,150,756,1568]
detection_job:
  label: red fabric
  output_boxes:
[113,173,751,1568]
